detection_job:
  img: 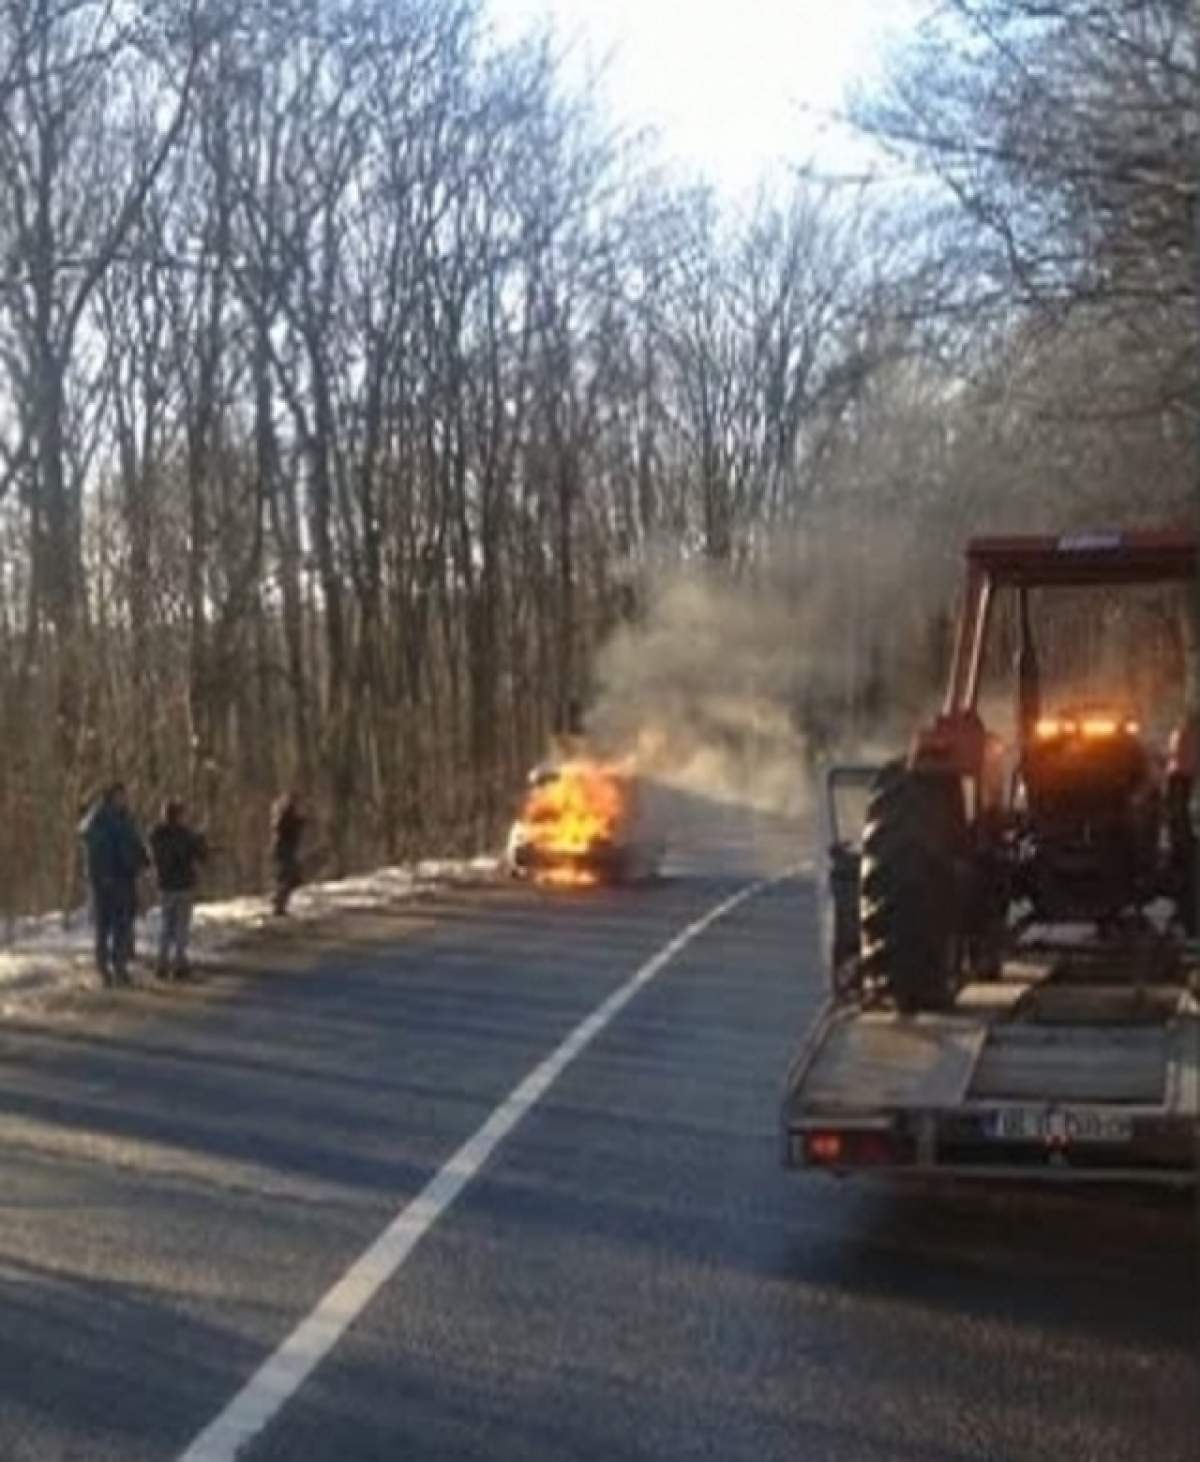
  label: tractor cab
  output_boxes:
[833,530,1198,1011]
[1018,703,1160,924]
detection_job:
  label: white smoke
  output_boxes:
[588,565,811,816]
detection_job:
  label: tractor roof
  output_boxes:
[967,530,1196,587]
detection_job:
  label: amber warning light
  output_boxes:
[1034,713,1139,742]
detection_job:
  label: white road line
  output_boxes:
[178,875,787,1462]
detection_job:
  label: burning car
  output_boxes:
[505,760,665,887]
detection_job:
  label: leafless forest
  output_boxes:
[0,0,1195,915]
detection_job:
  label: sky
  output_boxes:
[487,0,929,197]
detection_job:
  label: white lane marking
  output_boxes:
[178,875,787,1461]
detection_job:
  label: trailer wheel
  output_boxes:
[860,764,966,1013]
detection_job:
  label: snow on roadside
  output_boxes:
[0,857,499,1011]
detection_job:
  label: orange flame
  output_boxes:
[537,865,600,890]
[519,761,629,886]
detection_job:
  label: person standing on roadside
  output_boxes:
[149,799,208,980]
[79,782,149,987]
[270,791,306,915]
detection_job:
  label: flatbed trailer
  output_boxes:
[782,965,1200,1186]
[783,766,1200,1189]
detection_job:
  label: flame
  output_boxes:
[537,865,600,890]
[517,760,629,886]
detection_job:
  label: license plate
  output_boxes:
[985,1108,1134,1144]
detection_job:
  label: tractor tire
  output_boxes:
[1166,774,1197,936]
[859,763,966,1013]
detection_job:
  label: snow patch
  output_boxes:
[0,857,498,1012]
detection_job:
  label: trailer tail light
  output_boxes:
[804,1129,897,1168]
[806,1132,844,1165]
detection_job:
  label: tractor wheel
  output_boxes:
[860,763,966,1013]
[1167,774,1197,936]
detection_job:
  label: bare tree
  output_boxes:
[0,0,916,916]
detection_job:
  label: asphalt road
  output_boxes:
[0,804,1196,1462]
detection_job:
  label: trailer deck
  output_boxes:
[784,961,1200,1186]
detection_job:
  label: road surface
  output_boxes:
[0,801,1195,1461]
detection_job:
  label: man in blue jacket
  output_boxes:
[79,782,149,986]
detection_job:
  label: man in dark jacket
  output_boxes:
[149,799,208,979]
[270,792,306,915]
[79,782,149,986]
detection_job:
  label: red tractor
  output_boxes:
[833,531,1198,1012]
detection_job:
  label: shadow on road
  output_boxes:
[0,1251,263,1458]
[789,1177,1198,1350]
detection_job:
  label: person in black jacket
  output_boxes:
[79,782,150,986]
[270,791,306,915]
[149,799,208,979]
